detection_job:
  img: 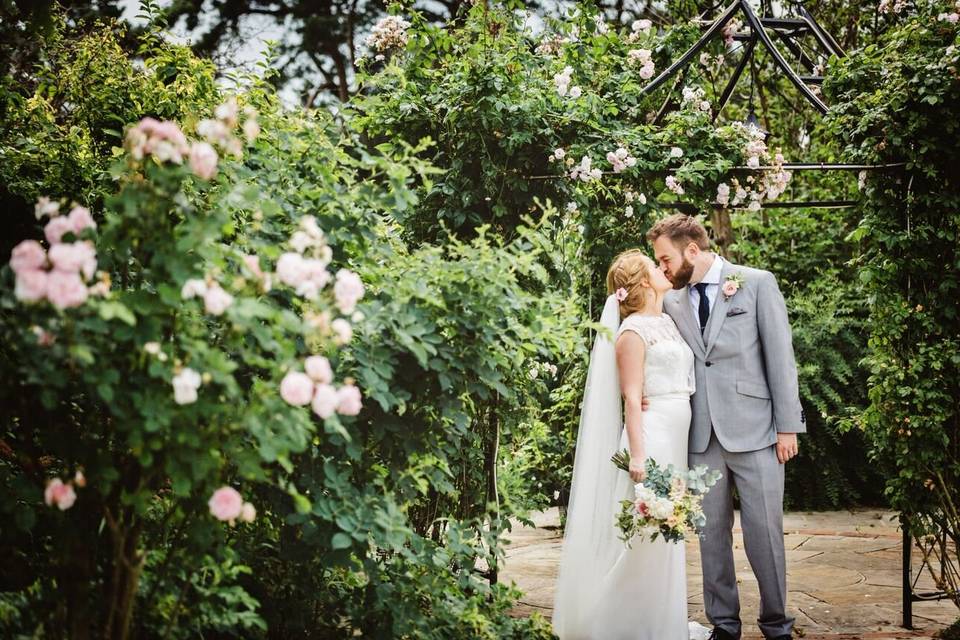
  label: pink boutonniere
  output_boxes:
[722,273,744,300]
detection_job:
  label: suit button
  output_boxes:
[705,361,713,367]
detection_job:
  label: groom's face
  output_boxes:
[653,237,694,289]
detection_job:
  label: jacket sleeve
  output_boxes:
[756,271,806,433]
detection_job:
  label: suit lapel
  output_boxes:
[704,261,735,357]
[669,289,705,356]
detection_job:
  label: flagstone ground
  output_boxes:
[501,508,957,639]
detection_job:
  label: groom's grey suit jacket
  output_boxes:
[664,260,805,454]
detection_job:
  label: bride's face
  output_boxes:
[644,257,674,293]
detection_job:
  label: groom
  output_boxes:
[648,214,805,640]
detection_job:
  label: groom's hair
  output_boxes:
[646,213,710,251]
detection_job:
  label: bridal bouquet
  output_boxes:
[611,449,722,546]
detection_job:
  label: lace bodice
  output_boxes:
[616,313,695,397]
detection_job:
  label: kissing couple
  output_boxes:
[553,213,805,640]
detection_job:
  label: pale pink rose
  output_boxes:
[10,240,46,273]
[722,280,739,297]
[311,383,339,418]
[336,384,362,416]
[334,270,365,314]
[46,270,89,309]
[242,254,264,279]
[280,371,314,406]
[276,252,308,288]
[34,196,60,220]
[189,142,219,180]
[239,502,256,523]
[304,356,333,384]
[31,325,55,346]
[181,278,208,299]
[44,478,77,510]
[639,62,655,80]
[203,283,234,315]
[172,368,202,405]
[304,259,331,288]
[67,206,97,235]
[49,242,97,280]
[208,486,244,523]
[331,318,353,345]
[15,269,48,303]
[44,216,74,245]
[243,118,260,143]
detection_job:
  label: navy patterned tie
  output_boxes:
[694,282,710,334]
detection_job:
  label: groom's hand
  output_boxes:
[776,432,799,463]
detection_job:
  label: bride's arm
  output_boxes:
[616,332,647,482]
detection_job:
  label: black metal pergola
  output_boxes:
[633,0,950,628]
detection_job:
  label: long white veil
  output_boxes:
[552,294,624,638]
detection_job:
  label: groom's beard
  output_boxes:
[670,258,695,290]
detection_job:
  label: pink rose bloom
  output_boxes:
[189,142,219,180]
[280,371,314,406]
[333,269,365,314]
[46,270,89,309]
[203,283,234,315]
[67,206,97,235]
[15,269,49,303]
[722,280,739,297]
[311,383,339,419]
[304,259,331,288]
[239,502,256,523]
[276,252,308,288]
[242,254,264,279]
[336,384,362,416]
[49,242,97,280]
[331,318,353,345]
[44,478,77,511]
[10,240,46,273]
[45,216,74,245]
[208,486,244,523]
[305,355,333,384]
[181,278,208,299]
[31,325,55,346]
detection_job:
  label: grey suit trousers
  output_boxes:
[691,431,793,639]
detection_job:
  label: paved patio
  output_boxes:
[500,508,957,639]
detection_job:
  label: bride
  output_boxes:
[553,249,708,640]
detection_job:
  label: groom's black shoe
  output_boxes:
[768,636,792,640]
[707,628,739,640]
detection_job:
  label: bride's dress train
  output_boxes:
[553,301,710,640]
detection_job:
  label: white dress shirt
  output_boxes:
[688,254,724,320]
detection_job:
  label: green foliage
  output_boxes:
[825,0,960,608]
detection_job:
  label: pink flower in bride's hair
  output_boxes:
[280,371,314,406]
[44,478,77,510]
[336,384,362,416]
[208,486,244,523]
[615,287,628,302]
[311,383,338,419]
[46,270,89,309]
[189,142,219,180]
[67,206,97,235]
[45,216,74,245]
[304,356,333,384]
[10,240,46,273]
[15,270,49,303]
[722,280,739,297]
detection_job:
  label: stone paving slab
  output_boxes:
[500,508,957,639]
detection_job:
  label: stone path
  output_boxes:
[500,508,957,639]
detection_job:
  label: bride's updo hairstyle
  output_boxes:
[606,249,652,318]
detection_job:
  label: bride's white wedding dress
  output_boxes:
[553,298,709,640]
